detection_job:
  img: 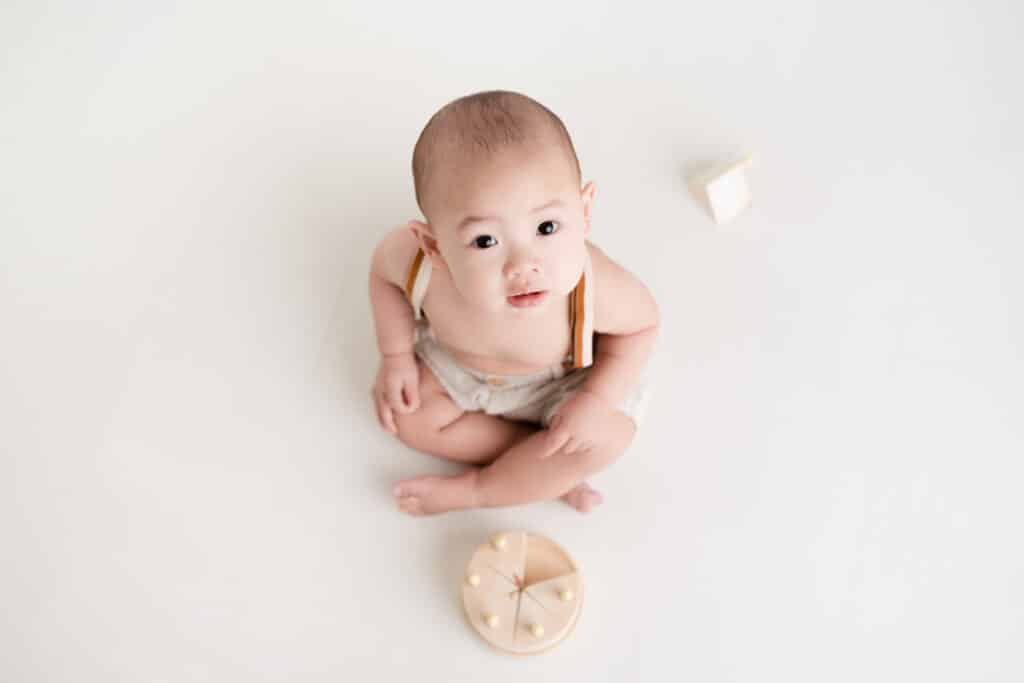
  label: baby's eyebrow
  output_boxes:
[455,199,565,235]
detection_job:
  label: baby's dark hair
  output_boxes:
[412,90,581,212]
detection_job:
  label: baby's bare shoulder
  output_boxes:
[372,223,422,289]
[587,241,659,335]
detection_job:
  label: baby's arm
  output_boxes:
[369,224,422,431]
[582,243,660,407]
[369,224,420,356]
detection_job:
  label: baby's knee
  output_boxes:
[392,400,463,455]
[393,409,434,451]
[576,414,636,475]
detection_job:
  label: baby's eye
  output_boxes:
[473,235,498,249]
[538,220,559,236]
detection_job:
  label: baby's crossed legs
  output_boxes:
[391,358,635,516]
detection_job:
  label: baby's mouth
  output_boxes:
[507,290,548,308]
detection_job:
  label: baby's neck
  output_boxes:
[448,293,573,376]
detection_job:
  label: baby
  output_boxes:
[369,90,659,516]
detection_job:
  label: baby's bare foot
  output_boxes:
[559,482,604,513]
[393,469,480,516]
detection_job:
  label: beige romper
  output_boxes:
[405,249,648,427]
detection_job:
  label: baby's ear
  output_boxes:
[407,219,444,264]
[580,182,597,235]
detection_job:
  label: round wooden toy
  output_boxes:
[461,530,583,655]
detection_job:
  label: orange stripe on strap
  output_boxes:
[566,289,577,368]
[572,274,586,369]
[404,249,424,300]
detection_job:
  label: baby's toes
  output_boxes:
[559,482,604,514]
[579,488,604,513]
[396,495,424,516]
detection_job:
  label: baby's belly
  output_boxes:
[447,346,569,376]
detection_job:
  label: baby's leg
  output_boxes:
[475,415,634,508]
[391,359,535,465]
[391,360,602,513]
[394,408,635,516]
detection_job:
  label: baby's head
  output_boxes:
[409,90,595,316]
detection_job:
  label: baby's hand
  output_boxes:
[372,351,421,435]
[541,390,616,459]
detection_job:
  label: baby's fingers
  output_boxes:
[541,422,571,459]
[385,378,408,415]
[401,377,421,413]
[562,435,583,456]
[567,439,594,457]
[375,390,397,435]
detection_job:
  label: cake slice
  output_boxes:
[471,531,527,587]
[517,572,583,651]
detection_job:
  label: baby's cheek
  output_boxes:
[462,275,504,307]
[453,265,492,294]
[560,255,587,292]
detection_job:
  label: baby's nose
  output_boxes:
[504,256,541,280]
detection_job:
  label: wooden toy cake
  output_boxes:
[461,530,583,655]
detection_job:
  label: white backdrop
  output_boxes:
[2,2,1022,681]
